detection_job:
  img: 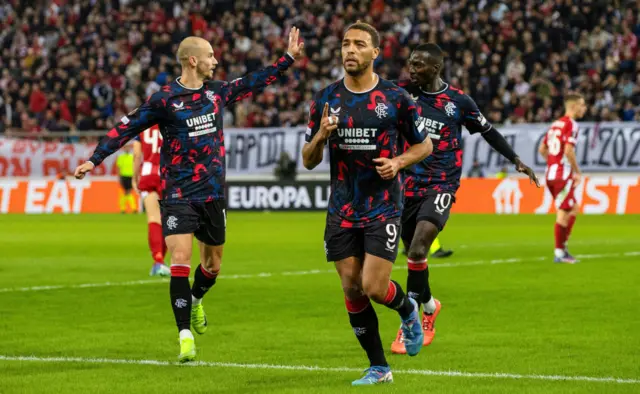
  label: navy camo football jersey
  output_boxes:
[397,80,491,197]
[88,54,295,203]
[306,77,427,228]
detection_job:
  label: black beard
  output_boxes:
[344,61,370,77]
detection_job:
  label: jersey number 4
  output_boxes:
[143,127,162,154]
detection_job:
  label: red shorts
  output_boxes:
[546,178,576,211]
[138,174,162,197]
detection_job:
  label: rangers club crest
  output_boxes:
[375,102,388,119]
[444,101,456,117]
[205,90,216,103]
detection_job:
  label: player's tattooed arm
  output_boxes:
[302,103,336,170]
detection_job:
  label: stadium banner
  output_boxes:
[1,176,639,214]
[463,122,640,175]
[226,181,331,211]
[2,122,639,177]
[0,137,120,177]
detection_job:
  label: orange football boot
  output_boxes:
[390,328,407,354]
[422,299,441,346]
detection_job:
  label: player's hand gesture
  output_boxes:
[319,103,338,141]
[287,26,305,59]
[373,157,400,180]
[74,161,95,179]
[514,157,540,187]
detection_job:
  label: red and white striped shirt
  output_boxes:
[543,116,578,181]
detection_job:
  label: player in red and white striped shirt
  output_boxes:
[132,125,170,276]
[539,93,586,264]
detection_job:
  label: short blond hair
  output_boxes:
[176,36,210,66]
[564,93,584,106]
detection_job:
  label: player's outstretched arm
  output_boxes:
[481,127,540,186]
[302,103,336,170]
[374,137,432,180]
[220,27,304,106]
[74,96,163,179]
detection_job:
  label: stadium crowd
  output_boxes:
[1,0,639,136]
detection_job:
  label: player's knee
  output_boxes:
[342,285,363,300]
[362,279,387,303]
[407,245,428,261]
[201,252,221,272]
[171,249,191,265]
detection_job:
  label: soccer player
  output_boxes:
[132,124,170,277]
[74,29,304,362]
[390,44,539,354]
[116,144,136,213]
[302,22,433,386]
[538,93,586,264]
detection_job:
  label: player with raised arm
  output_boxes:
[538,93,586,264]
[390,44,539,354]
[131,125,170,277]
[75,29,304,362]
[302,22,433,386]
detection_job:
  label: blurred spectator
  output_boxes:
[274,151,297,181]
[0,0,639,136]
[496,166,508,180]
[467,160,485,178]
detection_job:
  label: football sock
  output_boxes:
[179,329,194,340]
[191,264,218,303]
[554,223,567,257]
[346,295,388,367]
[170,265,192,332]
[382,280,414,320]
[148,222,164,262]
[423,296,437,315]
[407,257,427,304]
[118,191,126,212]
[126,193,136,211]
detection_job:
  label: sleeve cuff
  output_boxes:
[285,52,295,62]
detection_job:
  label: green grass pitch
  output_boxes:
[1,213,639,393]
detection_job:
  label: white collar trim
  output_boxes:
[343,74,380,94]
[176,77,203,90]
[420,79,449,95]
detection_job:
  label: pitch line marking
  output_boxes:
[0,251,638,294]
[0,355,637,384]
